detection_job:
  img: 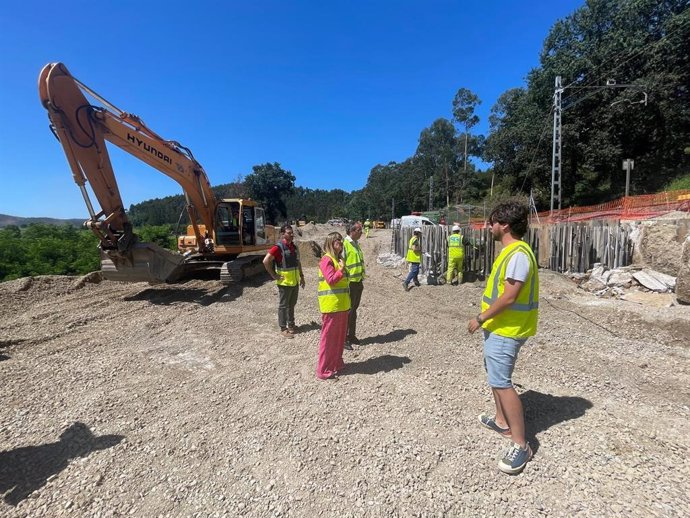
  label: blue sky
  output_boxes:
[0,0,584,218]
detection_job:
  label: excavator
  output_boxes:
[38,62,276,284]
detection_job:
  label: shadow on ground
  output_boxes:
[341,354,412,376]
[295,321,322,333]
[0,338,26,362]
[0,422,124,506]
[360,329,417,346]
[520,389,593,454]
[124,276,272,306]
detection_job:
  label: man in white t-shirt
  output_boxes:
[467,200,539,475]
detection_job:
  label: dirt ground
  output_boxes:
[1,225,689,517]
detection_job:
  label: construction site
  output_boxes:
[1,218,689,517]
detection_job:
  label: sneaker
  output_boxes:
[478,414,512,438]
[343,341,353,351]
[498,442,533,475]
[280,329,294,339]
[287,326,297,335]
[414,281,421,287]
[403,281,410,292]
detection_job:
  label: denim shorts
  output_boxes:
[483,330,526,388]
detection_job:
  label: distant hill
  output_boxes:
[0,214,85,228]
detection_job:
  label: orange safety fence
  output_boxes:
[540,189,690,223]
[467,189,690,228]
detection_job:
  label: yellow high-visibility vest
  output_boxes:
[275,240,300,287]
[448,233,464,259]
[343,238,365,282]
[317,254,351,313]
[406,236,421,263]
[481,240,539,338]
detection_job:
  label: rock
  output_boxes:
[676,236,690,305]
[632,270,672,292]
[606,270,633,288]
[621,290,675,307]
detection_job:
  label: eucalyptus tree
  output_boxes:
[415,118,461,209]
[452,88,482,176]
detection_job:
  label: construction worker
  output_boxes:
[403,227,422,291]
[263,224,305,339]
[343,222,365,349]
[468,200,539,475]
[363,218,372,238]
[446,225,465,285]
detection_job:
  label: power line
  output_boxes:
[561,7,689,99]
[518,108,554,195]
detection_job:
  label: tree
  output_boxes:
[244,163,296,224]
[452,88,481,177]
[415,119,461,209]
[482,0,689,209]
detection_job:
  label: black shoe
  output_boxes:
[403,281,411,291]
[344,342,354,351]
[414,281,421,287]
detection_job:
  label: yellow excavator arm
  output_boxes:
[38,62,275,284]
[38,62,214,254]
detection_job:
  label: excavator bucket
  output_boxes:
[100,242,187,283]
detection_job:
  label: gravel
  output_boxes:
[1,226,689,517]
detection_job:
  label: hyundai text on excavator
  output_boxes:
[38,62,276,284]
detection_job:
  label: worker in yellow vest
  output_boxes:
[316,232,351,380]
[467,200,539,475]
[403,227,422,291]
[363,218,372,238]
[446,224,465,285]
[263,224,305,339]
[343,222,365,349]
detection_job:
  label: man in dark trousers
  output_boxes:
[263,224,305,339]
[343,221,365,349]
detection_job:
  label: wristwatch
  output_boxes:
[476,314,485,324]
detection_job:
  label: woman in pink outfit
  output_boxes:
[316,232,351,380]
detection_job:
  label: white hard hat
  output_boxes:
[452,225,460,231]
[414,227,422,233]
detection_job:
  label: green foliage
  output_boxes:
[485,0,690,209]
[127,176,246,227]
[136,224,177,250]
[245,163,296,224]
[664,173,690,191]
[0,224,100,282]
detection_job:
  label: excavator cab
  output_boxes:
[215,202,242,246]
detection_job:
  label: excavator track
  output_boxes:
[220,255,267,285]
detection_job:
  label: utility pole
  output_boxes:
[623,159,634,196]
[551,76,646,214]
[551,76,563,214]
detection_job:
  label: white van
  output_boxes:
[398,215,435,228]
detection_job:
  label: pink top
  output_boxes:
[319,255,344,285]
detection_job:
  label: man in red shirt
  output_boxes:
[263,224,305,339]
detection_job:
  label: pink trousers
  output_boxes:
[316,311,348,379]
